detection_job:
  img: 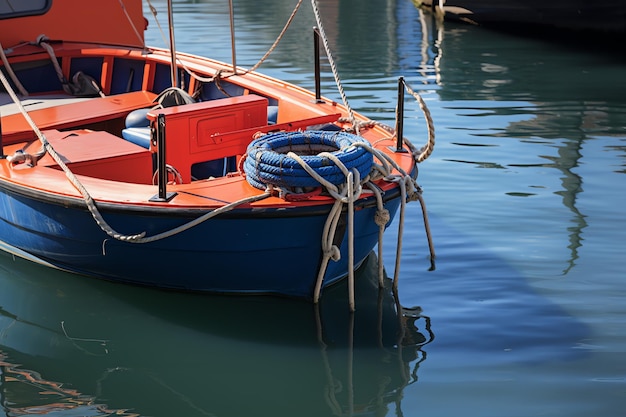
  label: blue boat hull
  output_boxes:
[0,184,401,298]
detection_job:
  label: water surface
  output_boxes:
[1,1,625,416]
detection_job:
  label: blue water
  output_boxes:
[1,0,626,416]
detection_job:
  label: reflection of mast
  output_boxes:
[505,109,589,275]
[508,127,587,274]
[546,137,587,275]
[417,7,443,86]
[416,0,591,275]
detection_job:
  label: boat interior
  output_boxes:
[0,43,346,186]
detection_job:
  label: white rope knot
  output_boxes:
[326,245,341,262]
[6,150,45,167]
[407,186,420,202]
[374,208,390,227]
[404,176,421,202]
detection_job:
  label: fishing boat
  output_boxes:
[0,0,435,307]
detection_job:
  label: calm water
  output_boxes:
[2,1,626,416]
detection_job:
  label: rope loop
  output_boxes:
[6,148,46,168]
[242,130,373,191]
[401,79,436,163]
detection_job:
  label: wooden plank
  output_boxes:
[1,90,157,143]
[5,129,154,184]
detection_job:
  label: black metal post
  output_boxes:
[150,113,177,202]
[313,27,324,103]
[0,112,4,158]
[394,76,406,153]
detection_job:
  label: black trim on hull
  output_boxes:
[0,178,404,220]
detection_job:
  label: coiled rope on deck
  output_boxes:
[243,130,373,190]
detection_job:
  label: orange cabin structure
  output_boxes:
[0,0,147,49]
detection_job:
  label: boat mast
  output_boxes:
[167,0,178,87]
[228,0,237,74]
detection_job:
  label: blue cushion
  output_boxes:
[125,108,151,128]
[122,127,151,149]
[267,105,278,125]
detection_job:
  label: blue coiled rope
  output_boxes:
[244,130,373,190]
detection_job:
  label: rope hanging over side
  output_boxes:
[241,129,431,310]
[0,69,145,242]
[0,69,273,246]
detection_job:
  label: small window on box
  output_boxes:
[0,0,51,19]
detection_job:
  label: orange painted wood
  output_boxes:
[147,95,269,183]
[146,95,342,184]
[0,0,146,49]
[6,129,153,184]
[1,91,157,143]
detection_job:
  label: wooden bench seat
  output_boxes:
[5,129,154,184]
[1,91,157,144]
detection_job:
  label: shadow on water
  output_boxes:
[0,251,432,417]
[400,213,592,368]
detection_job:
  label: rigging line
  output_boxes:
[145,0,169,46]
[310,0,357,132]
[144,0,217,84]
[245,0,304,73]
[0,70,146,242]
[144,0,303,83]
[118,0,145,47]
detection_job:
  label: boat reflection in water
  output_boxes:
[0,252,433,417]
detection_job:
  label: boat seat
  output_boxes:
[124,107,152,128]
[121,87,198,148]
[144,94,341,183]
[121,98,279,149]
[4,129,154,184]
[121,127,152,148]
[1,91,158,144]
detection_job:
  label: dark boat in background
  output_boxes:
[415,0,626,39]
